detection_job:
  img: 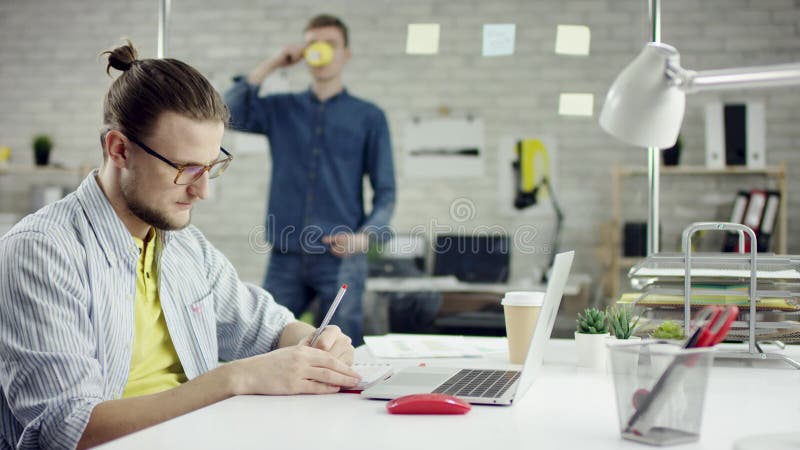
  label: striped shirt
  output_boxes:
[0,172,295,450]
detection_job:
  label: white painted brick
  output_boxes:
[1,0,800,302]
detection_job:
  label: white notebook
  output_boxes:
[349,363,393,391]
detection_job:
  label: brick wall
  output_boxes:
[2,0,799,302]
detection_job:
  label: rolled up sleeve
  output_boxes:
[224,76,273,136]
[0,232,104,450]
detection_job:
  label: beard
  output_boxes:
[120,175,191,231]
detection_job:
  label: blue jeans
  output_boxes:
[264,252,367,347]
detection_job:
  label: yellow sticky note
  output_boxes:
[406,23,440,55]
[558,93,594,116]
[555,25,591,56]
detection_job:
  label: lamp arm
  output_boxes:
[668,62,800,93]
[539,176,564,227]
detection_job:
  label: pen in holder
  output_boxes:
[608,341,716,446]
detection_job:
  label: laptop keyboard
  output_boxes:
[432,369,520,398]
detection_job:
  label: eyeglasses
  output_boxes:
[126,134,233,185]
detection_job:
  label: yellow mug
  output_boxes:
[304,41,334,67]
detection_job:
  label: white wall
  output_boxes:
[1,0,799,301]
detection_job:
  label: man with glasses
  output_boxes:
[0,43,359,450]
[126,134,233,185]
[225,14,396,347]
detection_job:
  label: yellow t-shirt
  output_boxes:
[123,229,187,398]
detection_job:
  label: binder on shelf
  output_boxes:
[721,191,750,253]
[704,101,725,169]
[720,189,778,253]
[724,104,747,166]
[757,190,780,253]
[746,101,766,169]
[739,190,767,253]
[704,100,767,169]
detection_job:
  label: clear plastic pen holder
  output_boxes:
[608,341,715,446]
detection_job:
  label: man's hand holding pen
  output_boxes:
[301,324,355,365]
[225,281,358,395]
[226,339,359,396]
[304,284,355,365]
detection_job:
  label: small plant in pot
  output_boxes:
[651,320,685,341]
[32,134,52,166]
[575,308,610,369]
[606,305,642,372]
[607,305,640,340]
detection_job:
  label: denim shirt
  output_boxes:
[225,78,396,253]
[0,172,295,450]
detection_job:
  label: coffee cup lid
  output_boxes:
[501,291,545,307]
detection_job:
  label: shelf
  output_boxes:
[617,164,785,177]
[0,164,89,175]
[0,165,92,222]
[606,161,789,302]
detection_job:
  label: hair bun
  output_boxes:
[103,41,139,75]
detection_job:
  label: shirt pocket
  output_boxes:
[185,293,218,372]
[329,124,365,162]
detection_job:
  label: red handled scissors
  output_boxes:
[684,305,739,349]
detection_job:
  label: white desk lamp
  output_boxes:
[600,42,800,148]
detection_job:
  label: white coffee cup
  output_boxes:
[502,291,545,364]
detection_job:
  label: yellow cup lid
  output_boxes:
[304,41,334,67]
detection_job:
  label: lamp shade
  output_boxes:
[599,43,685,148]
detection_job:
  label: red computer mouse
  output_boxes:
[386,393,472,415]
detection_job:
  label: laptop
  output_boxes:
[361,251,574,405]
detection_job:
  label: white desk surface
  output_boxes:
[97,338,800,450]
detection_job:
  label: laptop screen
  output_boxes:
[513,250,574,399]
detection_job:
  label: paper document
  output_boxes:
[364,334,483,358]
[406,23,440,55]
[617,292,799,311]
[351,363,393,391]
[555,25,591,55]
[632,267,800,280]
[482,24,516,57]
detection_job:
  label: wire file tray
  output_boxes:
[625,222,800,369]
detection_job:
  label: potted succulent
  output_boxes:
[607,305,641,340]
[32,134,52,166]
[575,308,610,369]
[606,305,642,373]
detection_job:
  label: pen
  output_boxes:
[309,284,348,347]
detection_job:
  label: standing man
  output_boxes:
[0,42,359,450]
[225,14,396,346]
